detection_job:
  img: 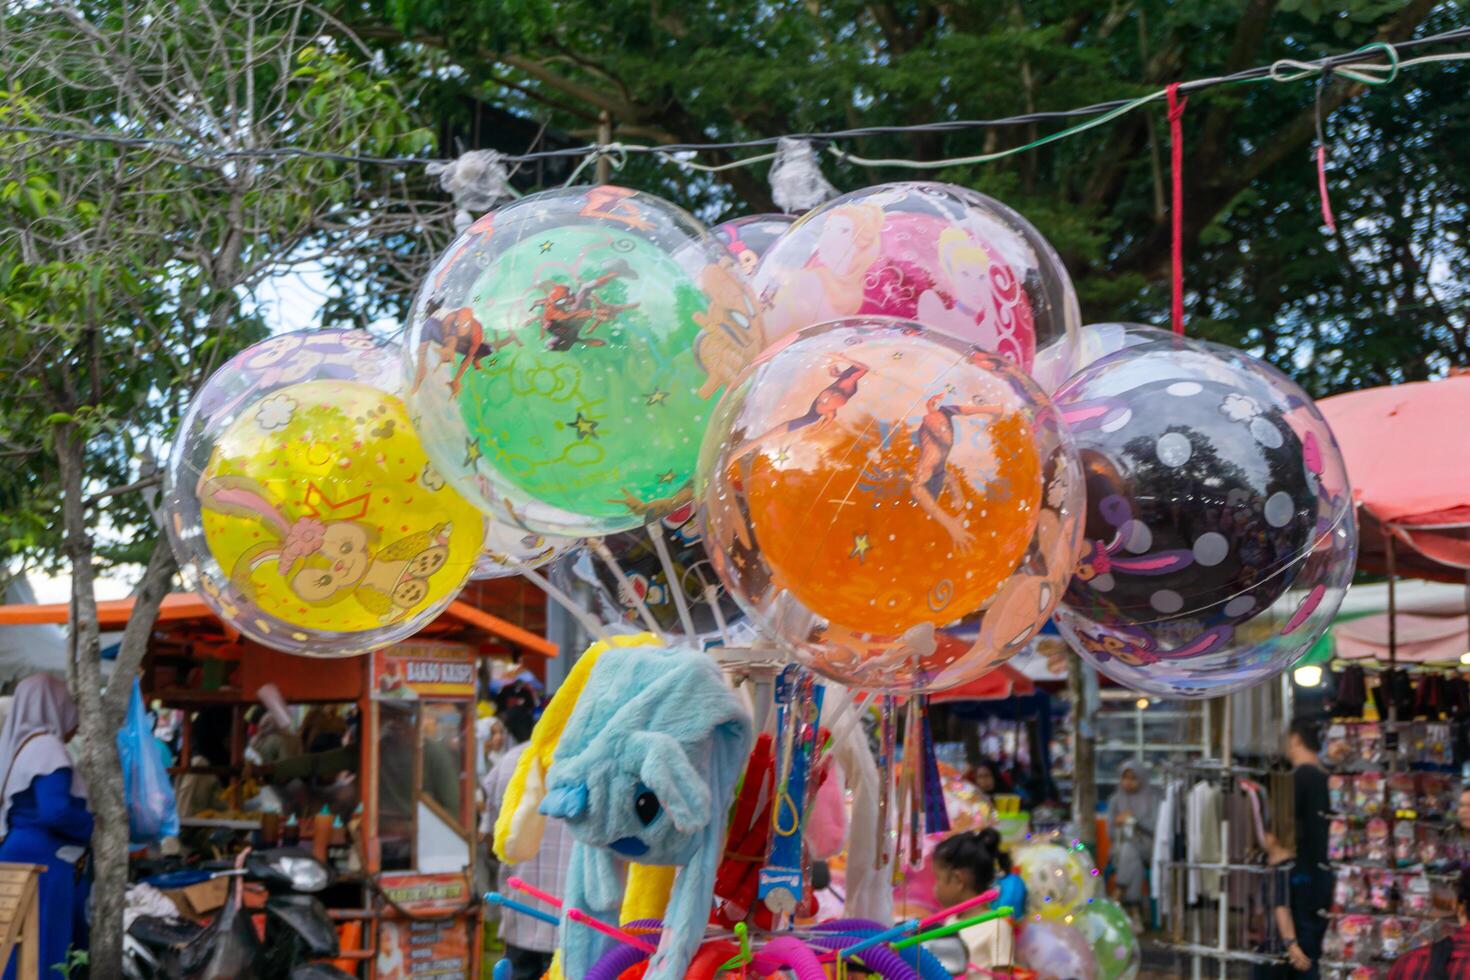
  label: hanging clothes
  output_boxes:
[1151,780,1179,924]
[1187,780,1222,902]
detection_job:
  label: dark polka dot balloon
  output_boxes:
[1051,331,1356,699]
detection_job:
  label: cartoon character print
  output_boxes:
[1072,623,1233,668]
[1074,495,1195,586]
[914,227,1030,365]
[524,242,640,352]
[764,203,884,327]
[974,509,1065,665]
[197,474,455,625]
[412,296,515,396]
[692,260,765,399]
[909,392,1002,553]
[578,185,654,231]
[201,332,387,418]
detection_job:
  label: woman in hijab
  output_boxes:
[0,675,92,979]
[1107,760,1159,928]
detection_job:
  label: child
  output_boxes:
[932,828,1028,972]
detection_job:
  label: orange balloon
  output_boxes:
[700,318,1084,693]
[740,409,1041,634]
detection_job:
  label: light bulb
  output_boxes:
[1293,664,1323,688]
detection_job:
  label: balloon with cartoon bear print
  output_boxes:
[165,330,485,656]
[1050,332,1356,699]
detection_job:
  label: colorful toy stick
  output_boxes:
[836,917,920,959]
[566,908,660,954]
[506,876,562,909]
[716,921,753,972]
[890,906,1013,951]
[484,892,560,926]
[917,888,1000,930]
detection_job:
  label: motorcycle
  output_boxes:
[124,847,355,980]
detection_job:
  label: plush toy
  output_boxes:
[538,643,754,979]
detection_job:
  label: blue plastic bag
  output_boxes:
[116,678,179,845]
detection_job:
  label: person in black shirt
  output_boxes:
[1286,717,1333,978]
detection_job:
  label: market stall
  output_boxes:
[0,589,554,979]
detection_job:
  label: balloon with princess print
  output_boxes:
[165,335,485,656]
[404,185,765,538]
[712,213,796,278]
[1016,918,1098,980]
[1074,898,1140,980]
[697,317,1083,693]
[751,182,1079,378]
[1050,332,1356,699]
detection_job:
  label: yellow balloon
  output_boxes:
[196,380,483,644]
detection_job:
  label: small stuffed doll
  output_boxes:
[538,644,754,979]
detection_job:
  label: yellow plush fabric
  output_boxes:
[493,632,660,863]
[622,863,677,923]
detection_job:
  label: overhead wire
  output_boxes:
[0,28,1465,174]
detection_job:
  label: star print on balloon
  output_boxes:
[1051,330,1357,699]
[404,185,763,537]
[751,182,1080,381]
[165,334,485,657]
[699,317,1083,693]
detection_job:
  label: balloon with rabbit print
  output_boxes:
[165,331,484,656]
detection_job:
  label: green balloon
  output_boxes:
[405,187,762,536]
[1073,898,1139,980]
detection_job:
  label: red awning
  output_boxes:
[1319,374,1470,579]
[929,664,1036,703]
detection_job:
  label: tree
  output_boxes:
[331,0,1467,394]
[0,2,436,973]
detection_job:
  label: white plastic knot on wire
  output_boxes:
[426,149,517,232]
[769,137,837,214]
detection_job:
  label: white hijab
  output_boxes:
[0,675,88,836]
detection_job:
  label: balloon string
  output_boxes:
[587,538,665,639]
[1315,73,1338,234]
[647,524,699,639]
[1167,81,1188,335]
[511,560,609,643]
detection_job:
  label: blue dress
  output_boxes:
[0,769,93,980]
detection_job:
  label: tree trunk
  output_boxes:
[53,424,128,980]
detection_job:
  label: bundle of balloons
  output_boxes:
[163,178,1356,702]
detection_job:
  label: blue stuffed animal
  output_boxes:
[539,643,754,979]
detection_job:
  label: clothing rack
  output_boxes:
[1148,695,1291,980]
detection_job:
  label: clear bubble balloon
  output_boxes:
[1015,841,1094,922]
[469,501,579,580]
[751,182,1079,377]
[1074,898,1140,980]
[698,317,1083,693]
[165,331,484,656]
[1051,333,1356,699]
[712,213,796,278]
[1030,322,1170,395]
[553,502,741,641]
[1016,918,1098,980]
[404,185,764,537]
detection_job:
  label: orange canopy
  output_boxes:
[0,593,556,658]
